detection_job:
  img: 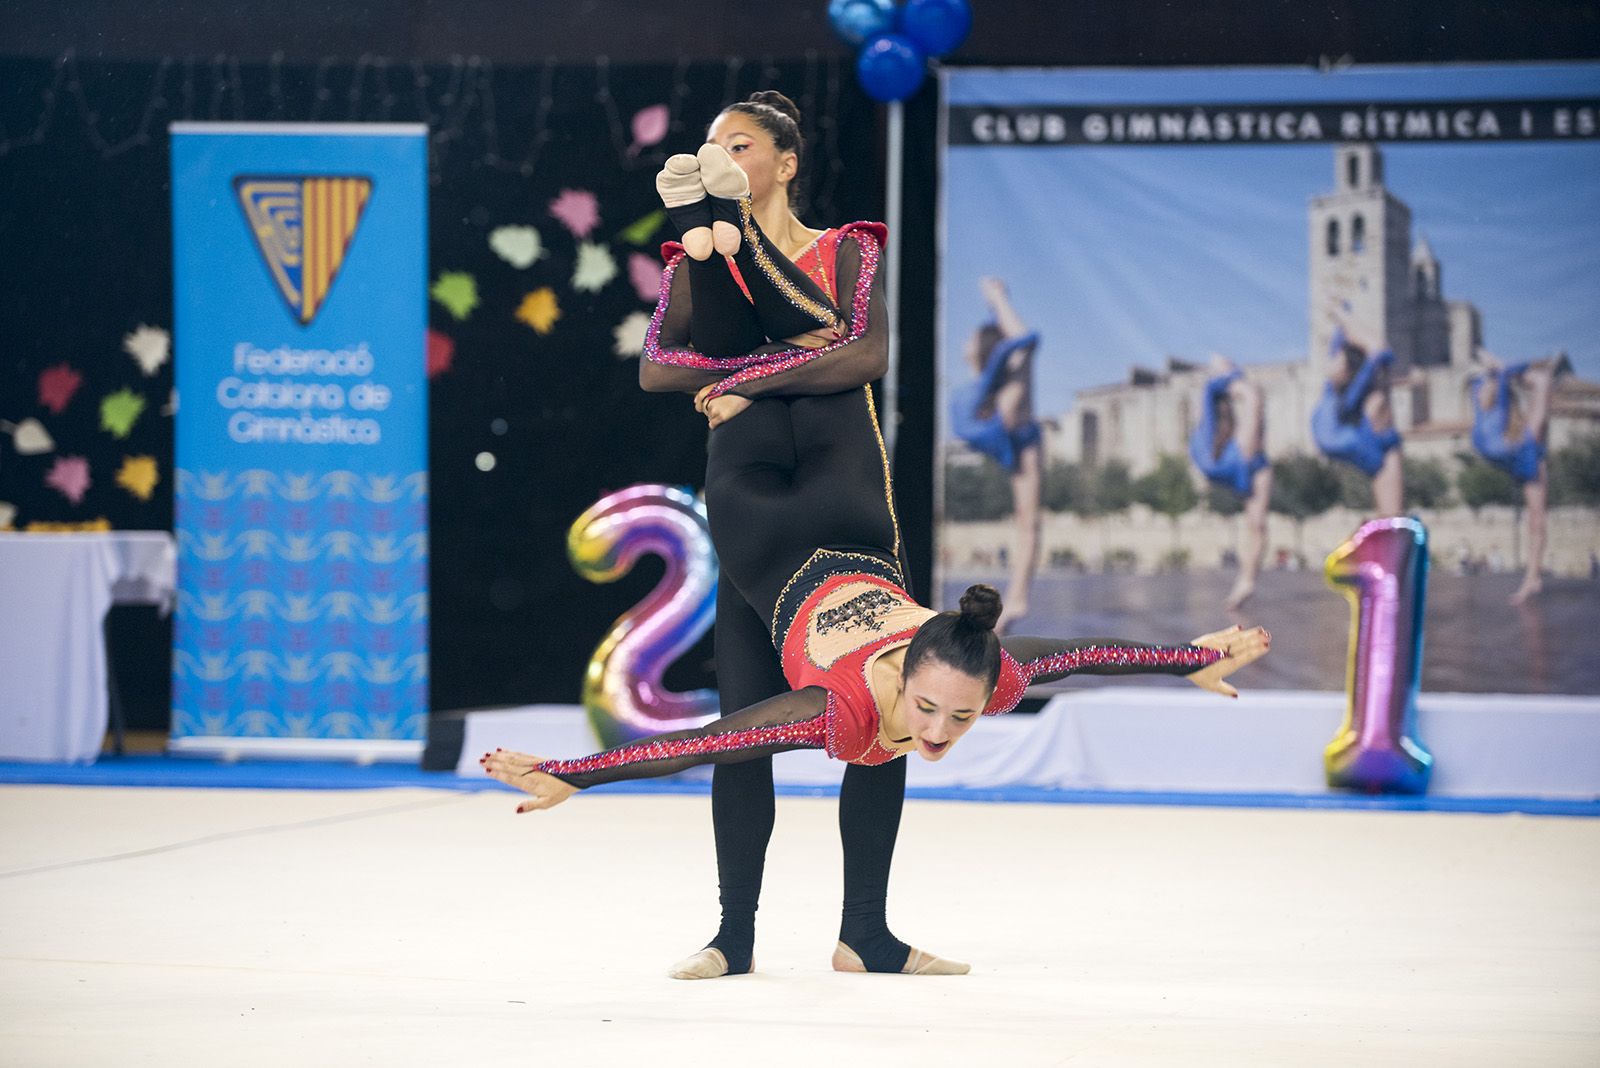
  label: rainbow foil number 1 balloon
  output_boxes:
[568,484,719,750]
[1323,516,1433,793]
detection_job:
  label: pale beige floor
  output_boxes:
[0,785,1596,1067]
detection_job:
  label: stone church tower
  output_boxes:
[1308,144,1414,365]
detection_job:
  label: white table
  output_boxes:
[0,532,176,762]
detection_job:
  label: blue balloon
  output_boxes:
[856,34,927,103]
[901,0,972,57]
[828,0,897,46]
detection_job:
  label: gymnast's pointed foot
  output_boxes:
[697,142,750,257]
[668,947,750,980]
[1225,576,1256,612]
[832,940,970,976]
[656,153,714,260]
[1511,577,1542,606]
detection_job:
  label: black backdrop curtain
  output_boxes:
[0,53,885,719]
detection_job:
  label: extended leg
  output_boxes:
[729,204,843,340]
[685,255,767,358]
[999,442,1042,634]
[1227,378,1268,610]
[1514,467,1547,605]
[1230,464,1271,611]
[833,758,969,976]
[685,578,790,978]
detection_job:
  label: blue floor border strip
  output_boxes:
[2,755,1596,817]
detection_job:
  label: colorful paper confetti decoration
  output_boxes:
[122,324,172,376]
[38,363,83,415]
[2,418,55,455]
[426,328,456,378]
[619,210,666,247]
[548,189,600,240]
[627,252,664,302]
[0,502,15,529]
[430,271,480,321]
[515,288,562,335]
[45,455,91,505]
[489,225,546,269]
[115,455,160,501]
[572,242,618,294]
[627,104,670,158]
[612,311,650,358]
[100,389,146,440]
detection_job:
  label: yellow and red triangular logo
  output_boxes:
[235,175,372,324]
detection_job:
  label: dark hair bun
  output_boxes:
[957,584,1003,632]
[747,89,802,126]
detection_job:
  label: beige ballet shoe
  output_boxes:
[696,142,750,257]
[655,153,712,261]
[832,940,970,976]
[667,947,747,980]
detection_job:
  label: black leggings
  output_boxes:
[696,246,910,974]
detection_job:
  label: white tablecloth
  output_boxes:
[0,532,176,762]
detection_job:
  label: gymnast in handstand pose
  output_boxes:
[1312,320,1404,516]
[1471,354,1560,604]
[949,277,1043,633]
[1189,355,1273,610]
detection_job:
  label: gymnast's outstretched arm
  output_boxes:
[482,686,832,810]
[996,624,1270,705]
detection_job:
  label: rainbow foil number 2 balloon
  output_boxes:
[568,484,719,750]
[1323,516,1434,793]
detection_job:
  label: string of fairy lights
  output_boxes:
[0,49,857,221]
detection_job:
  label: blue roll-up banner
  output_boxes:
[170,123,428,759]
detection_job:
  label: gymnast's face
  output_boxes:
[708,111,795,203]
[898,660,990,761]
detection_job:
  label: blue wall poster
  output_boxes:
[170,123,428,758]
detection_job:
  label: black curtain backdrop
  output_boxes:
[0,54,881,720]
[4,2,1595,730]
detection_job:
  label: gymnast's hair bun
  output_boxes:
[957,584,1003,632]
[747,90,802,126]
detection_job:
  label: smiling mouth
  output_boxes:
[920,739,949,755]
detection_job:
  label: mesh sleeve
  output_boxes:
[705,233,889,401]
[535,686,831,789]
[999,636,1222,686]
[640,253,770,394]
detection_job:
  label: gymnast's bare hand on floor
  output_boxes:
[1186,625,1271,698]
[480,749,578,812]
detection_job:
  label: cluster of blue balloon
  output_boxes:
[829,0,972,103]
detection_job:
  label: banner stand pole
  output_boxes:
[883,98,904,463]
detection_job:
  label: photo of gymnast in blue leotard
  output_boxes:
[1471,354,1562,604]
[1312,318,1404,517]
[1189,355,1273,609]
[949,277,1042,633]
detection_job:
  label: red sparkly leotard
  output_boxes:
[536,551,1222,788]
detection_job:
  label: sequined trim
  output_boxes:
[704,228,883,401]
[861,380,902,562]
[641,253,770,372]
[771,548,903,647]
[536,713,828,782]
[983,643,1224,716]
[738,196,842,331]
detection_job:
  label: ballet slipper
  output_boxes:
[832,940,970,976]
[696,142,750,257]
[667,947,748,980]
[655,153,713,261]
